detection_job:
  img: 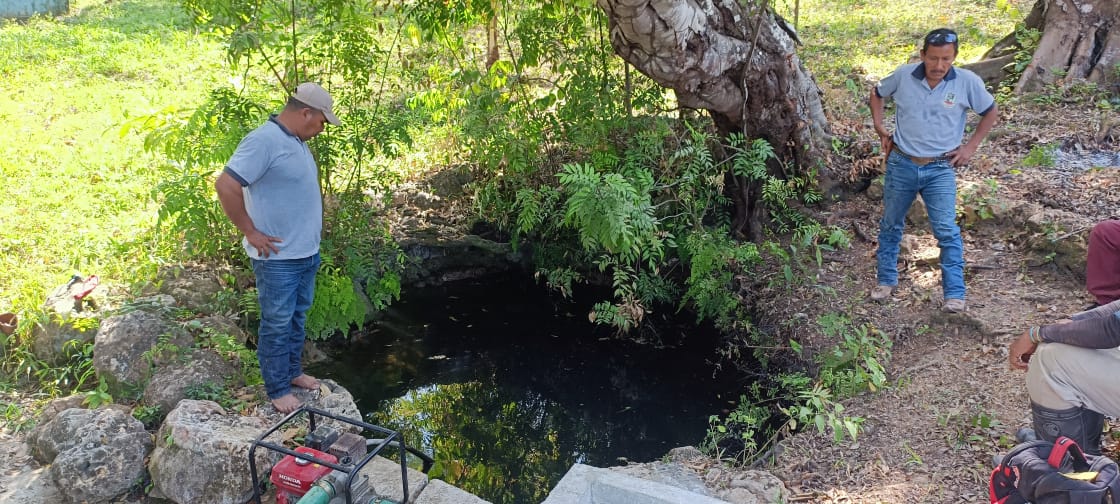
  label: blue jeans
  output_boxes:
[876,150,965,300]
[251,253,320,399]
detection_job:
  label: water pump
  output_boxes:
[249,406,433,504]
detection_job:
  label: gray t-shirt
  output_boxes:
[875,63,996,158]
[224,116,322,260]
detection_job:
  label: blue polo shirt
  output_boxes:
[875,63,995,158]
[224,116,323,261]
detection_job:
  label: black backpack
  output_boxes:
[990,436,1120,504]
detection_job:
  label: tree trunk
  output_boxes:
[968,0,1120,92]
[596,0,833,239]
[485,0,500,71]
[1018,0,1120,92]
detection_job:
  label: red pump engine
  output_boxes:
[270,447,338,504]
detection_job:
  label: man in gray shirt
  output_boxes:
[869,28,999,313]
[216,82,340,413]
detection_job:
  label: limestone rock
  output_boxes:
[190,314,245,341]
[258,379,363,435]
[153,264,227,313]
[93,309,191,390]
[148,400,280,504]
[26,408,152,504]
[714,471,788,504]
[31,276,106,363]
[906,197,928,228]
[865,176,884,201]
[142,349,241,415]
[36,394,86,425]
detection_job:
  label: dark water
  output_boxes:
[309,274,741,504]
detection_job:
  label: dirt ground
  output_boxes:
[763,98,1120,503]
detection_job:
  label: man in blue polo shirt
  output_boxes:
[215,82,340,413]
[869,28,999,313]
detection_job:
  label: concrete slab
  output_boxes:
[543,464,731,504]
[414,479,492,504]
[358,455,429,503]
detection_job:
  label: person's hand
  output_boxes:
[1008,330,1038,371]
[876,128,894,157]
[246,230,282,258]
[948,144,978,167]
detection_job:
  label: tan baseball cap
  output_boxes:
[292,82,340,126]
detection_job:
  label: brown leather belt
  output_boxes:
[892,146,947,166]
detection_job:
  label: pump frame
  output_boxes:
[249,405,410,504]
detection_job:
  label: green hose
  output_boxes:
[294,485,332,504]
[296,479,392,504]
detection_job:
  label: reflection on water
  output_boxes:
[309,274,740,504]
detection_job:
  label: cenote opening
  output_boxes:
[309,273,744,504]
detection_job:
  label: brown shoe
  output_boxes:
[942,298,967,313]
[870,285,896,302]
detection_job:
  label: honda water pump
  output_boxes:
[249,406,433,504]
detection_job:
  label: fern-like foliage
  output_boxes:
[305,266,368,341]
[557,163,664,265]
[680,229,761,330]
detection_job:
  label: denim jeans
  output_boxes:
[251,253,320,399]
[876,150,965,300]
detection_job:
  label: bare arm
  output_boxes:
[215,171,281,258]
[949,105,999,167]
[869,89,893,155]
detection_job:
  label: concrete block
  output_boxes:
[414,479,491,504]
[543,464,731,504]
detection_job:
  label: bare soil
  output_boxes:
[764,98,1120,503]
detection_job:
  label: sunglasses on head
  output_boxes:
[927,32,958,44]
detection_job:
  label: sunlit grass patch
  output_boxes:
[0,0,225,310]
[777,0,1028,87]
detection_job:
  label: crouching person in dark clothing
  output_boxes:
[1009,300,1120,454]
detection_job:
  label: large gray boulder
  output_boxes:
[142,349,241,415]
[25,408,152,504]
[148,400,281,504]
[93,309,191,390]
[152,263,229,313]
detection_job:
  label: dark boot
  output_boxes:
[1031,402,1104,455]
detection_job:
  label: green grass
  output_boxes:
[0,0,226,311]
[777,0,1026,88]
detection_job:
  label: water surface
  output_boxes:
[310,274,741,503]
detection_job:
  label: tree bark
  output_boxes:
[968,0,1120,92]
[596,0,833,239]
[1018,0,1120,92]
[485,0,500,70]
